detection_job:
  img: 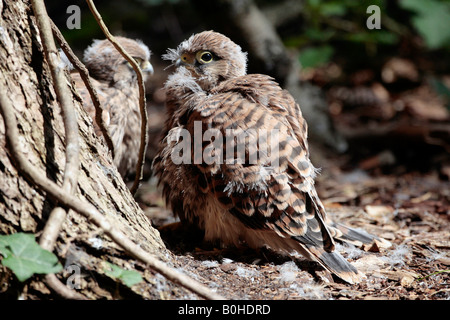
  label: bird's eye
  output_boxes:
[196,51,214,64]
[181,53,189,62]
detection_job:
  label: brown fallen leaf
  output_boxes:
[365,205,394,216]
[352,255,388,274]
[400,274,415,287]
[382,57,419,83]
[437,257,450,266]
[359,150,396,170]
[361,237,392,253]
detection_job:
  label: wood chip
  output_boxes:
[361,240,380,252]
[364,205,394,219]
[380,269,420,285]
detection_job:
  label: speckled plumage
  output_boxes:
[72,37,153,178]
[153,31,385,283]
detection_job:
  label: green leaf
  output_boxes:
[0,233,63,282]
[0,237,12,257]
[320,3,347,16]
[304,28,336,41]
[299,45,334,69]
[104,262,143,288]
[411,10,450,49]
[400,0,432,13]
[400,0,450,49]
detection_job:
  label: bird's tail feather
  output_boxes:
[329,223,392,248]
[306,245,365,284]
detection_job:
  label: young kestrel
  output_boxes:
[71,37,153,179]
[153,31,383,283]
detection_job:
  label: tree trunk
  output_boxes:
[0,0,181,299]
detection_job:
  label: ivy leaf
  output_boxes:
[400,0,450,49]
[411,8,450,49]
[104,262,143,288]
[0,233,63,282]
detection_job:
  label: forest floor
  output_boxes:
[138,148,450,300]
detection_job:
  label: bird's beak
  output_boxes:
[141,60,154,75]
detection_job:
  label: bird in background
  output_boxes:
[70,37,153,179]
[153,31,391,284]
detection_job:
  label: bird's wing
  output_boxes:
[184,74,335,252]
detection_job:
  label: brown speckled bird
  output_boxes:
[153,31,387,284]
[71,37,153,178]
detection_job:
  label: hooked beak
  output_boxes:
[141,60,154,75]
[175,59,182,67]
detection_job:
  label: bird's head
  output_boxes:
[83,37,153,87]
[163,31,248,91]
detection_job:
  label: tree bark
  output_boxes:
[0,0,181,299]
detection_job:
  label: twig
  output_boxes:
[0,87,225,300]
[30,0,83,299]
[30,0,79,191]
[44,272,86,300]
[86,0,148,195]
[50,20,115,159]
[39,207,86,300]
